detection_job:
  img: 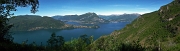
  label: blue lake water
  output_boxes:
[12,22,130,45]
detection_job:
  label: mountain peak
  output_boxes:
[80,12,99,18]
[82,12,97,15]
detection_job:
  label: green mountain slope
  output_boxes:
[9,15,68,31]
[89,0,180,51]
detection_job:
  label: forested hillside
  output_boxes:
[89,0,180,51]
[9,15,68,31]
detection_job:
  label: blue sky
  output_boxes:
[14,0,173,16]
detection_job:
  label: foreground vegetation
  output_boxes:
[0,33,146,51]
[0,33,91,51]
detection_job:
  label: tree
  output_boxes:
[0,0,39,43]
[56,36,65,47]
[47,32,57,47]
[47,32,65,48]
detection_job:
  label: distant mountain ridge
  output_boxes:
[52,12,109,24]
[99,13,140,22]
[53,13,140,24]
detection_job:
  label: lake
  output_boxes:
[12,22,130,45]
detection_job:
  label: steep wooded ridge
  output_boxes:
[9,15,70,31]
[89,0,180,51]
